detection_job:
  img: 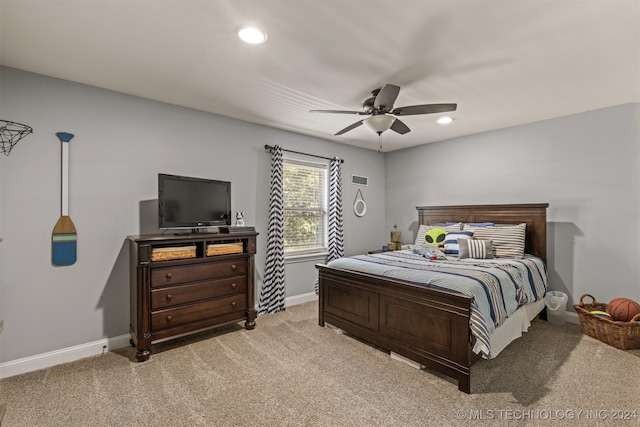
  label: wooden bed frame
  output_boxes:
[317,203,548,393]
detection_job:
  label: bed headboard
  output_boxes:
[416,203,549,262]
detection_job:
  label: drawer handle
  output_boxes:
[166,315,173,322]
[165,273,173,279]
[166,294,173,301]
[231,302,237,308]
[231,264,237,271]
[231,283,237,289]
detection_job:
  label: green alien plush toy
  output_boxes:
[424,228,447,247]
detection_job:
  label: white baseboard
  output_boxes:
[10,294,580,380]
[0,334,131,379]
[545,311,580,325]
[565,311,580,324]
[1,293,319,380]
[285,292,318,307]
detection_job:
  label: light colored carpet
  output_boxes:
[1,301,639,426]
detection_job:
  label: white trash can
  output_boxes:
[544,291,568,325]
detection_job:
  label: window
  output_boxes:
[282,154,329,255]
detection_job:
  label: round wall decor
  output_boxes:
[353,189,367,217]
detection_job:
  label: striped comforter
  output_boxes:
[326,250,547,358]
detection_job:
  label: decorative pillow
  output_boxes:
[443,230,474,256]
[472,223,526,259]
[424,228,447,247]
[414,223,462,247]
[463,222,494,229]
[458,239,494,259]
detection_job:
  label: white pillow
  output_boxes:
[472,223,526,259]
[443,231,474,256]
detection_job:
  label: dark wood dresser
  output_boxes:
[128,231,258,361]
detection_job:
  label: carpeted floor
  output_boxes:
[1,301,639,426]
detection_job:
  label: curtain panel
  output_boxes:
[315,157,344,294]
[258,145,286,314]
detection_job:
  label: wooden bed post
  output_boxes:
[318,274,325,327]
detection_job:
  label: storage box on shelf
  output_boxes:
[128,231,258,361]
[206,242,243,256]
[150,245,196,262]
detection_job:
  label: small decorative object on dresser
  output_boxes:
[128,231,258,361]
[235,211,245,226]
[219,225,256,234]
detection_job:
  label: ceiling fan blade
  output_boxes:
[391,103,457,116]
[390,118,411,135]
[373,84,401,111]
[335,120,364,135]
[310,109,366,115]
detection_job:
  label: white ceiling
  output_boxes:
[1,1,639,152]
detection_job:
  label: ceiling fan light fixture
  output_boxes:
[437,116,454,125]
[364,114,396,134]
[237,26,268,44]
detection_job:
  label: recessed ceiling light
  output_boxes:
[437,116,454,125]
[237,26,268,44]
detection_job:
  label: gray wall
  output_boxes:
[2,65,638,366]
[385,103,640,308]
[0,67,386,363]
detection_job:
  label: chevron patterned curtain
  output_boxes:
[259,145,286,314]
[315,157,344,294]
[327,158,345,260]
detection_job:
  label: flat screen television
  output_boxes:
[158,173,231,230]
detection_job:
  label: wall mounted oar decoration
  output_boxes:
[52,132,77,266]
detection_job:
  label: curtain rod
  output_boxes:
[264,144,344,163]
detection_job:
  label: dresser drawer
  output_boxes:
[151,294,246,331]
[151,277,246,309]
[151,259,246,288]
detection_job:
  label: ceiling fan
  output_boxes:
[310,84,457,136]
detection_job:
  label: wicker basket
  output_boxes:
[150,245,196,262]
[574,294,640,350]
[206,243,243,256]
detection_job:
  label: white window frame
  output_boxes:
[282,152,329,259]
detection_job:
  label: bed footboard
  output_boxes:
[317,264,476,393]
